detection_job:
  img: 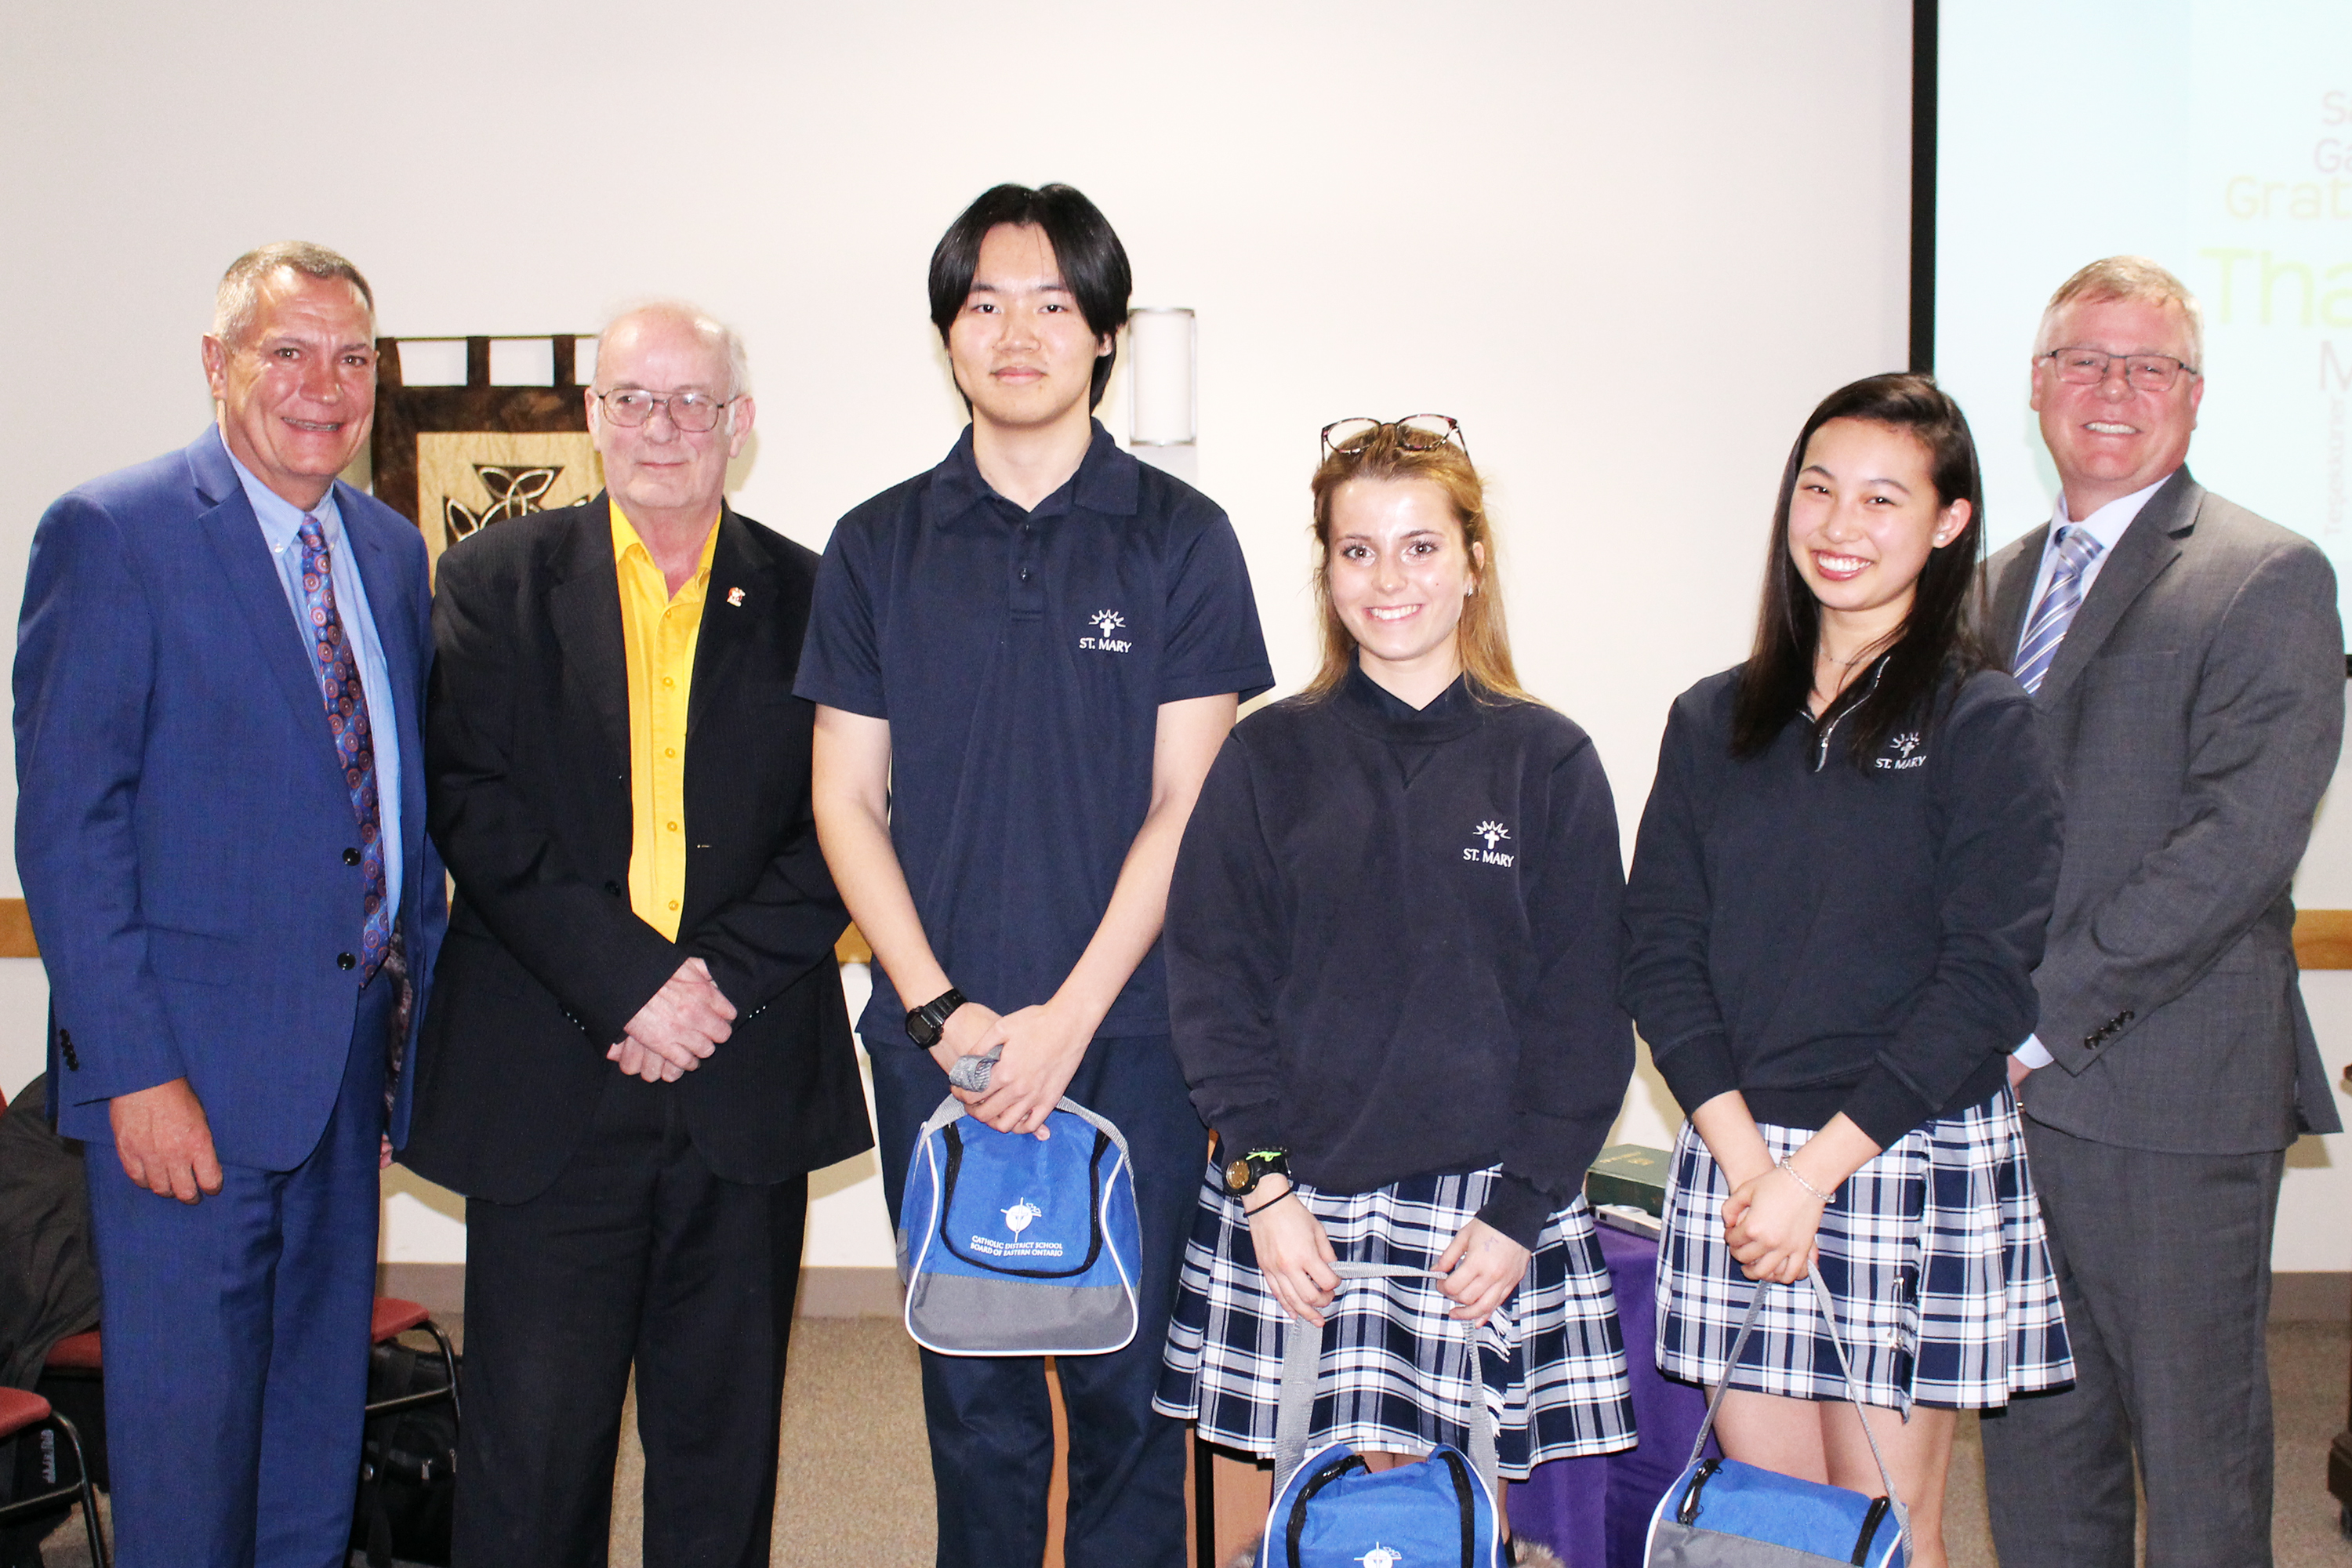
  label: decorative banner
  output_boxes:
[370,335,594,579]
[415,430,600,572]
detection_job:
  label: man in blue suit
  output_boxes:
[13,241,444,1567]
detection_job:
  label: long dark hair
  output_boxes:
[927,183,1132,411]
[1731,372,1994,764]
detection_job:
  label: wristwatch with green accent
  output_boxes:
[1222,1148,1290,1197]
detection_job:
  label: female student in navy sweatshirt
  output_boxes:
[1621,374,2071,1568]
[1156,416,1636,1509]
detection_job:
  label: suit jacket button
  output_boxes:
[57,1029,78,1070]
[337,952,357,971]
[343,847,362,866]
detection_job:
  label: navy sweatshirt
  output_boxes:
[1621,665,2060,1148]
[1166,668,1635,1248]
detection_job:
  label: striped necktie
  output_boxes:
[296,516,393,982]
[2013,524,2104,695]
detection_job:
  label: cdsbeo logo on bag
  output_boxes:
[967,1197,1065,1261]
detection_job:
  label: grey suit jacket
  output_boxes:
[1987,467,2344,1152]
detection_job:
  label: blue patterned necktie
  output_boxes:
[2013,524,2105,695]
[296,517,392,982]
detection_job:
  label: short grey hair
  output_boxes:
[593,300,752,401]
[2034,255,2205,370]
[212,241,375,346]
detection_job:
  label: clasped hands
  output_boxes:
[608,957,736,1082]
[1721,1160,1827,1286]
[1245,1177,1532,1330]
[927,996,1092,1138]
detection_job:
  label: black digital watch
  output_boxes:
[906,987,967,1050]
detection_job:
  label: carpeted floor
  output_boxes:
[27,1319,2352,1566]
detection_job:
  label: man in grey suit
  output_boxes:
[1978,256,2345,1567]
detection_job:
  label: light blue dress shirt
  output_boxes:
[222,435,405,923]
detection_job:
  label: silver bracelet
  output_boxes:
[1776,1155,1833,1203]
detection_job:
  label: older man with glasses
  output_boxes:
[401,301,871,1566]
[1977,256,2344,1568]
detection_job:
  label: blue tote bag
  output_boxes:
[1259,1263,1504,1568]
[1644,1265,1910,1567]
[896,1093,1142,1357]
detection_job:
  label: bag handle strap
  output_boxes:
[1684,1262,1913,1560]
[1272,1262,1501,1502]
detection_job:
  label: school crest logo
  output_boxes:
[1875,731,1927,771]
[970,1198,1062,1260]
[1080,609,1133,653]
[1464,819,1514,866]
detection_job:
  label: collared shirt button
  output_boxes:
[665,746,677,758]
[667,898,680,912]
[666,821,679,832]
[1019,568,1032,582]
[662,676,675,688]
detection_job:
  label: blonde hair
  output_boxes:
[2035,255,2204,368]
[1302,426,1534,704]
[212,241,374,347]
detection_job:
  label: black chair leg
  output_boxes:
[423,1318,461,1427]
[49,1414,106,1568]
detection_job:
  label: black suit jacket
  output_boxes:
[401,495,872,1203]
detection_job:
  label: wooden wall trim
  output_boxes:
[0,899,876,966]
[0,900,32,960]
[5,899,2349,971]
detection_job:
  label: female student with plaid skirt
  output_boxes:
[1155,418,1638,1549]
[1621,374,2073,1568]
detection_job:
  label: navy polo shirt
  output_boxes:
[797,420,1274,1044]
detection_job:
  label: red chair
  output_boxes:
[33,1296,459,1534]
[0,1385,108,1567]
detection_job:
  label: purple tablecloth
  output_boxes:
[1508,1222,1711,1566]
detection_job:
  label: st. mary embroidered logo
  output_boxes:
[1875,731,1926,771]
[1463,819,1514,866]
[1080,609,1132,653]
[968,1198,1063,1261]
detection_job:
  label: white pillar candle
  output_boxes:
[1127,307,1196,446]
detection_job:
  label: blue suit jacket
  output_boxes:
[13,427,445,1167]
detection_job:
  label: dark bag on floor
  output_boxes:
[1644,1265,1908,1567]
[350,1340,458,1568]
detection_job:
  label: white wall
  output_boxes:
[2,1,2342,1272]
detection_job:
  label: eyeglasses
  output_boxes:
[2040,347,2198,393]
[1319,414,1469,459]
[594,388,738,432]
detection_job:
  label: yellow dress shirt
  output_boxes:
[612,503,719,941]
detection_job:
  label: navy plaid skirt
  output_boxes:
[1155,1163,1636,1478]
[1654,1088,2072,1413]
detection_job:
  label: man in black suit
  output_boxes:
[401,301,871,1566]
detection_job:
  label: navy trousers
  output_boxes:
[84,977,390,1568]
[870,1033,1202,1568]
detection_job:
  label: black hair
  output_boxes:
[1731,372,1996,764]
[927,183,1131,411]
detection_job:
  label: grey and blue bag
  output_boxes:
[1644,1265,1910,1566]
[896,1091,1142,1357]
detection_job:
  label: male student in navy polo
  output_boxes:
[798,183,1272,1568]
